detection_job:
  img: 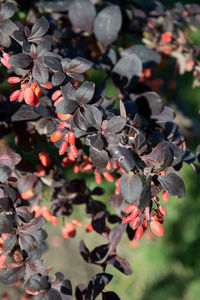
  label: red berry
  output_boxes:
[24,87,35,105]
[73,163,79,173]
[161,32,172,43]
[150,220,164,237]
[52,90,62,100]
[115,186,120,195]
[1,58,12,68]
[103,172,114,182]
[50,130,63,143]
[158,205,167,216]
[68,131,75,145]
[70,144,78,158]
[162,191,169,203]
[130,207,139,219]
[125,204,137,214]
[39,152,51,167]
[95,171,102,184]
[18,90,24,102]
[131,216,140,229]
[85,222,93,232]
[21,189,34,200]
[135,226,143,240]
[59,141,68,155]
[51,216,58,225]
[41,82,52,89]
[10,90,21,101]
[8,76,21,84]
[54,96,64,106]
[65,223,76,238]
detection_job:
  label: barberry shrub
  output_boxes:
[0,1,199,299]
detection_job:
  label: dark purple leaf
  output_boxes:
[109,223,127,250]
[17,174,37,194]
[36,118,56,135]
[22,216,45,232]
[141,142,173,172]
[0,30,11,47]
[11,105,40,122]
[24,274,43,293]
[102,116,126,134]
[90,243,110,261]
[0,19,18,35]
[0,2,16,19]
[112,54,142,90]
[138,181,152,209]
[62,57,93,75]
[3,234,16,251]
[122,45,161,68]
[30,17,49,39]
[158,173,186,198]
[19,233,36,252]
[84,105,102,128]
[56,99,78,114]
[8,53,32,69]
[75,283,87,300]
[0,215,14,233]
[93,5,122,48]
[92,211,106,234]
[33,61,49,84]
[80,240,90,263]
[60,279,72,296]
[136,92,164,117]
[0,266,24,285]
[89,147,109,169]
[43,56,62,71]
[0,165,11,182]
[48,288,62,300]
[102,291,121,300]
[106,255,132,275]
[86,273,113,300]
[119,173,142,203]
[0,146,21,166]
[109,146,136,173]
[75,81,95,104]
[109,194,124,215]
[68,0,96,33]
[52,72,65,86]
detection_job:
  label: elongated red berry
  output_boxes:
[41,82,52,89]
[85,222,93,232]
[8,76,21,84]
[10,90,21,101]
[52,90,62,100]
[158,205,167,216]
[57,112,71,121]
[70,144,78,158]
[162,191,169,203]
[125,204,137,214]
[115,186,120,195]
[68,131,75,145]
[18,90,24,102]
[24,87,34,105]
[106,160,112,170]
[150,220,164,236]
[73,163,79,173]
[50,130,63,143]
[103,172,114,182]
[62,157,74,167]
[95,171,102,184]
[3,53,10,60]
[59,141,68,155]
[1,58,11,68]
[51,216,58,226]
[65,223,76,238]
[21,188,34,200]
[123,215,133,224]
[35,86,42,98]
[130,207,139,220]
[132,216,140,229]
[54,96,64,106]
[58,122,67,129]
[135,226,143,240]
[39,152,51,167]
